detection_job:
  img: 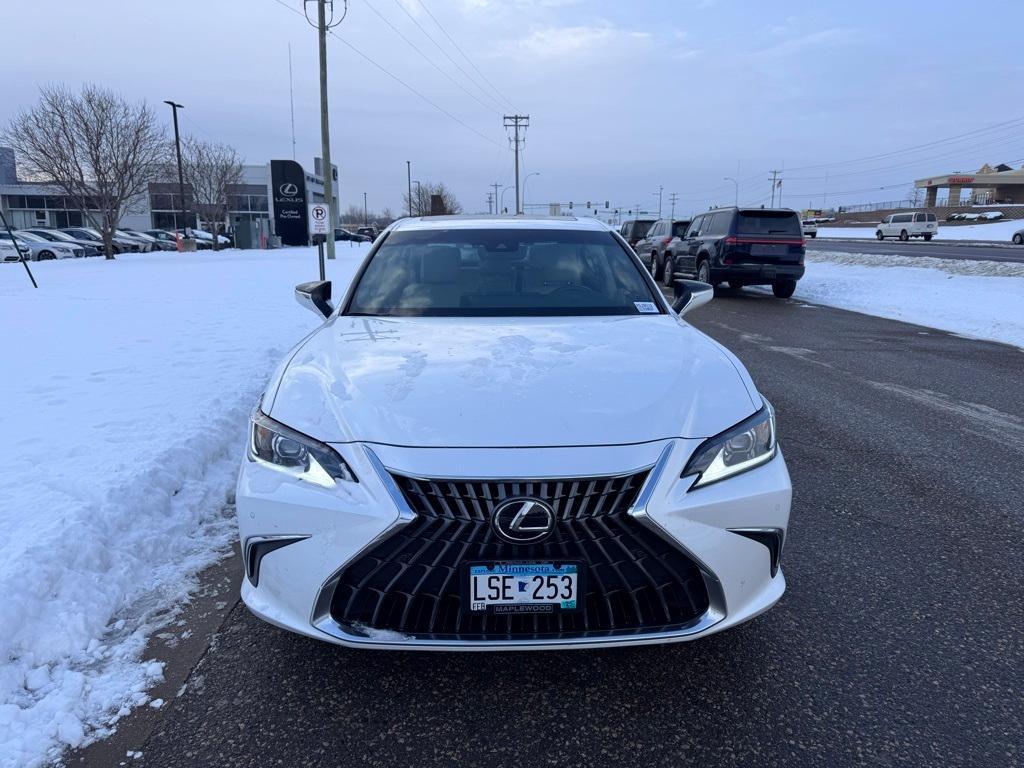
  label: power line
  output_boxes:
[268,0,502,148]
[362,0,503,116]
[782,115,1024,174]
[391,0,507,113]
[412,0,517,112]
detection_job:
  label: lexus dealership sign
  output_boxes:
[270,160,309,246]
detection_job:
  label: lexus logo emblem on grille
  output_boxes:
[492,498,555,544]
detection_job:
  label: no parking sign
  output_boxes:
[308,203,330,236]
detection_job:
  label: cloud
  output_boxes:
[501,24,651,60]
[749,27,857,58]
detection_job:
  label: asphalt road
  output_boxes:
[809,236,1024,263]
[92,292,1022,768]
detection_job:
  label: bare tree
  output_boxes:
[907,185,923,208]
[402,181,463,217]
[179,136,244,250]
[3,84,167,258]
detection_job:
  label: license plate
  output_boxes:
[467,562,581,614]
[751,244,784,256]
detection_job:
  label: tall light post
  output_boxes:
[363,191,368,225]
[406,161,412,217]
[724,177,739,206]
[523,172,540,211]
[163,100,188,234]
[654,185,663,217]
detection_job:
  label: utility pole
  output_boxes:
[503,115,530,215]
[305,0,344,259]
[486,191,494,214]
[669,192,679,218]
[363,191,368,225]
[654,185,663,217]
[724,177,739,206]
[288,43,297,160]
[163,101,188,235]
[769,170,780,207]
[491,182,501,214]
[406,161,412,217]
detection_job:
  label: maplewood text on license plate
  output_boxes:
[468,562,580,614]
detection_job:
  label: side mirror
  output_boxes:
[672,279,713,315]
[295,280,334,319]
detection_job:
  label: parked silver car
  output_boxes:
[20,228,102,257]
[0,231,82,260]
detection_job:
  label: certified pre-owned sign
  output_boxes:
[270,160,309,246]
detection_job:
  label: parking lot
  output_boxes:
[79,289,1022,768]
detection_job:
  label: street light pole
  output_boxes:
[163,100,188,235]
[363,191,367,225]
[406,161,412,217]
[654,185,663,217]
[724,177,739,206]
[523,172,540,211]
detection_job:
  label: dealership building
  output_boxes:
[915,163,1024,206]
[0,147,338,245]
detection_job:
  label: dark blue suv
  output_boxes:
[678,207,805,298]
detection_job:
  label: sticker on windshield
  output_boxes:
[634,301,659,314]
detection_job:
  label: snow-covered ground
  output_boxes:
[819,218,1023,242]
[788,251,1024,348]
[0,244,368,768]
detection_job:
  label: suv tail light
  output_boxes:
[661,236,672,246]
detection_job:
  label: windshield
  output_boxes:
[346,228,661,317]
[15,232,46,243]
[737,211,802,236]
[630,220,655,239]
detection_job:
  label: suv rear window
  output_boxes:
[629,220,654,239]
[736,211,801,236]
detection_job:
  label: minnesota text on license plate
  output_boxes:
[469,563,580,613]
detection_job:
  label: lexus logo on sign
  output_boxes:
[492,498,556,544]
[279,182,299,197]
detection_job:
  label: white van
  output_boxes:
[876,212,938,241]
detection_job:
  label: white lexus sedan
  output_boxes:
[237,215,791,650]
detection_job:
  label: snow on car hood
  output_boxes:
[266,315,761,448]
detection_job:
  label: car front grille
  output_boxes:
[327,472,711,641]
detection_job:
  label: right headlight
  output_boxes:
[248,407,358,488]
[682,401,776,490]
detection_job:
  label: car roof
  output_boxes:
[388,215,612,233]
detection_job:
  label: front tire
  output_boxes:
[728,280,744,290]
[809,232,817,238]
[40,250,56,261]
[772,279,797,299]
[899,229,909,241]
[876,230,884,240]
[696,259,711,284]
[663,256,676,288]
[923,234,933,241]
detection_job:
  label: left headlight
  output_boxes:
[248,408,358,487]
[682,401,776,490]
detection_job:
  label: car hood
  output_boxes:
[266,315,761,448]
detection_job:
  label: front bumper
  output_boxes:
[237,439,791,650]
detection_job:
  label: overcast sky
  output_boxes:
[3,0,1023,217]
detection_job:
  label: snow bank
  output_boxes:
[789,251,1024,348]
[818,218,1023,242]
[0,244,368,767]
